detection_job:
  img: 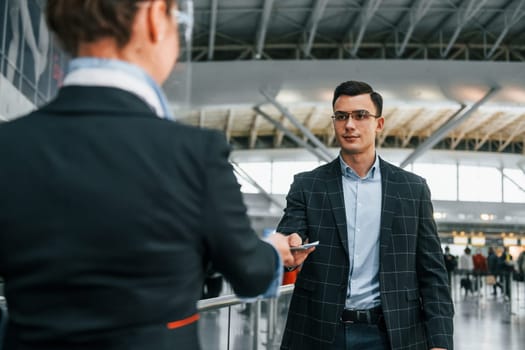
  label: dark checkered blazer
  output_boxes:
[278,157,454,350]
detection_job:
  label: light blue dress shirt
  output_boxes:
[340,155,382,309]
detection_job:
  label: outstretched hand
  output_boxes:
[266,232,316,268]
[287,233,316,268]
[266,233,295,266]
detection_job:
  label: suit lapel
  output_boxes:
[325,159,349,257]
[326,158,398,258]
[379,158,396,251]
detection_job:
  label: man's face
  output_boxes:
[332,93,384,159]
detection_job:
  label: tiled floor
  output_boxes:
[198,280,525,349]
[451,276,525,350]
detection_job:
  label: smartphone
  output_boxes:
[290,241,319,251]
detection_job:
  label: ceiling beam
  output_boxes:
[199,109,205,128]
[484,0,525,59]
[500,169,525,193]
[400,109,427,147]
[450,111,492,149]
[253,105,332,163]
[224,109,234,143]
[207,0,218,61]
[190,42,525,61]
[395,0,435,57]
[261,90,334,160]
[274,116,286,148]
[249,113,260,149]
[230,161,283,208]
[303,0,329,57]
[441,0,488,57]
[302,107,319,143]
[350,0,383,57]
[474,112,522,150]
[498,119,525,151]
[400,86,500,168]
[254,0,275,59]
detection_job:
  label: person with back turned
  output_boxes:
[277,81,454,349]
[0,1,313,349]
[443,246,457,288]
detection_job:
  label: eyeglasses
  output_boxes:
[331,110,380,122]
[171,8,194,43]
[137,1,194,43]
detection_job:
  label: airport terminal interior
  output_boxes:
[1,0,525,349]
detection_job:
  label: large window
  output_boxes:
[235,161,321,194]
[234,162,271,194]
[235,159,523,204]
[412,163,457,200]
[503,168,525,203]
[458,165,502,202]
[271,161,320,194]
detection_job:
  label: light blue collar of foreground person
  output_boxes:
[64,57,174,120]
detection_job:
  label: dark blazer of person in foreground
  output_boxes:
[278,81,454,350]
[0,1,306,349]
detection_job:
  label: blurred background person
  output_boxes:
[443,246,457,289]
[458,247,474,296]
[487,247,503,296]
[0,1,313,349]
[517,250,525,282]
[497,247,514,299]
[472,248,487,295]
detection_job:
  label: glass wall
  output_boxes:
[458,165,502,202]
[0,0,67,114]
[236,159,525,204]
[503,168,525,203]
[413,163,458,200]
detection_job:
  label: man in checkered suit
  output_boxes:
[278,81,454,350]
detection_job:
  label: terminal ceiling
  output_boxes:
[171,0,525,160]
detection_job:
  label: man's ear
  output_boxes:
[376,116,385,132]
[146,0,168,42]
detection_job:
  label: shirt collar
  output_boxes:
[63,58,170,119]
[339,154,379,180]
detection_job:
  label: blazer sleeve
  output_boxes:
[201,130,278,297]
[276,173,309,242]
[416,181,455,349]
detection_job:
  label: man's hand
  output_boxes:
[266,233,295,266]
[286,233,316,268]
[266,233,316,268]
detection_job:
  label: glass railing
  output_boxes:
[197,284,294,350]
[0,294,6,348]
[0,284,293,350]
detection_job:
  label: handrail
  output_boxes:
[0,285,295,350]
[0,287,296,312]
[197,284,294,312]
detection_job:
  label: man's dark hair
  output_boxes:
[332,81,383,116]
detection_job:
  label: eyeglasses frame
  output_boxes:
[171,7,194,43]
[331,110,381,122]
